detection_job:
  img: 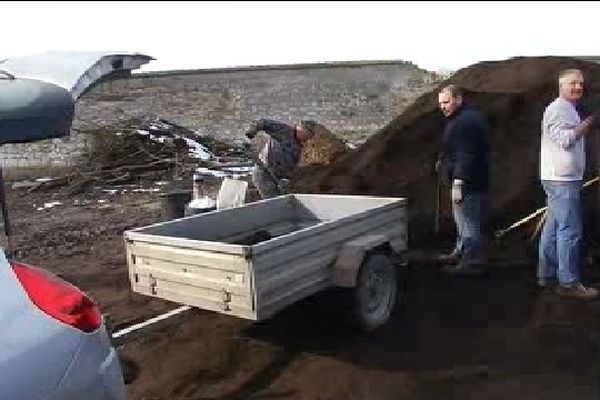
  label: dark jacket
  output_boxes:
[247,119,302,179]
[439,102,491,193]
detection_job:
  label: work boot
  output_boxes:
[436,252,460,265]
[555,283,599,300]
[537,277,557,291]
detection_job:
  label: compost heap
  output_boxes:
[299,122,348,166]
[294,57,600,242]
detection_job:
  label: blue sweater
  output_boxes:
[440,102,491,193]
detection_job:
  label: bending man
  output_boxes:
[245,119,316,199]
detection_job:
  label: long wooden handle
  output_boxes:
[495,176,600,239]
[435,174,441,235]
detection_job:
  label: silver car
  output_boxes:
[0,256,125,400]
[0,51,153,400]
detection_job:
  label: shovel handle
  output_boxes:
[435,173,441,235]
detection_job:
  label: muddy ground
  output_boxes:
[5,177,600,400]
[6,54,600,400]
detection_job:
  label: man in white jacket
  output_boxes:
[538,68,598,299]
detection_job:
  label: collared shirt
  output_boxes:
[540,97,585,181]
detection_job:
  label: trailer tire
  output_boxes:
[350,252,398,332]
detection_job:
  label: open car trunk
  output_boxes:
[0,51,153,257]
[0,51,153,144]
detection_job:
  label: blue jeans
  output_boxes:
[538,180,583,285]
[452,191,487,264]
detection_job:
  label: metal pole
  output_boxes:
[435,171,441,236]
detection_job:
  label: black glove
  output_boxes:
[279,178,290,192]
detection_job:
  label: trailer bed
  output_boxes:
[124,194,407,321]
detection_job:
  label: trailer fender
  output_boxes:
[332,234,392,288]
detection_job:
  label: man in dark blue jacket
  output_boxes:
[437,84,491,275]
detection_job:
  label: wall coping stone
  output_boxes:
[131,60,421,78]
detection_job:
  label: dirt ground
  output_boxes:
[7,56,600,399]
[5,176,600,400]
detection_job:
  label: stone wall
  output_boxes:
[0,60,439,168]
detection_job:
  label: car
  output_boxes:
[0,51,153,400]
[0,256,125,400]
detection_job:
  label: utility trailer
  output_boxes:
[124,194,407,331]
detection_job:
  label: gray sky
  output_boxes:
[2,1,599,73]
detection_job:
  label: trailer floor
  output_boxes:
[8,186,600,400]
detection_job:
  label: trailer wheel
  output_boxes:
[351,252,398,332]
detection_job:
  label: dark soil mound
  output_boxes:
[294,56,600,243]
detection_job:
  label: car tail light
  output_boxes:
[11,262,102,333]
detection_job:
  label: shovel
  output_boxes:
[435,167,442,236]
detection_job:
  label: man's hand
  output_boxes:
[592,112,600,130]
[451,179,464,204]
[245,130,256,140]
[575,116,594,139]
